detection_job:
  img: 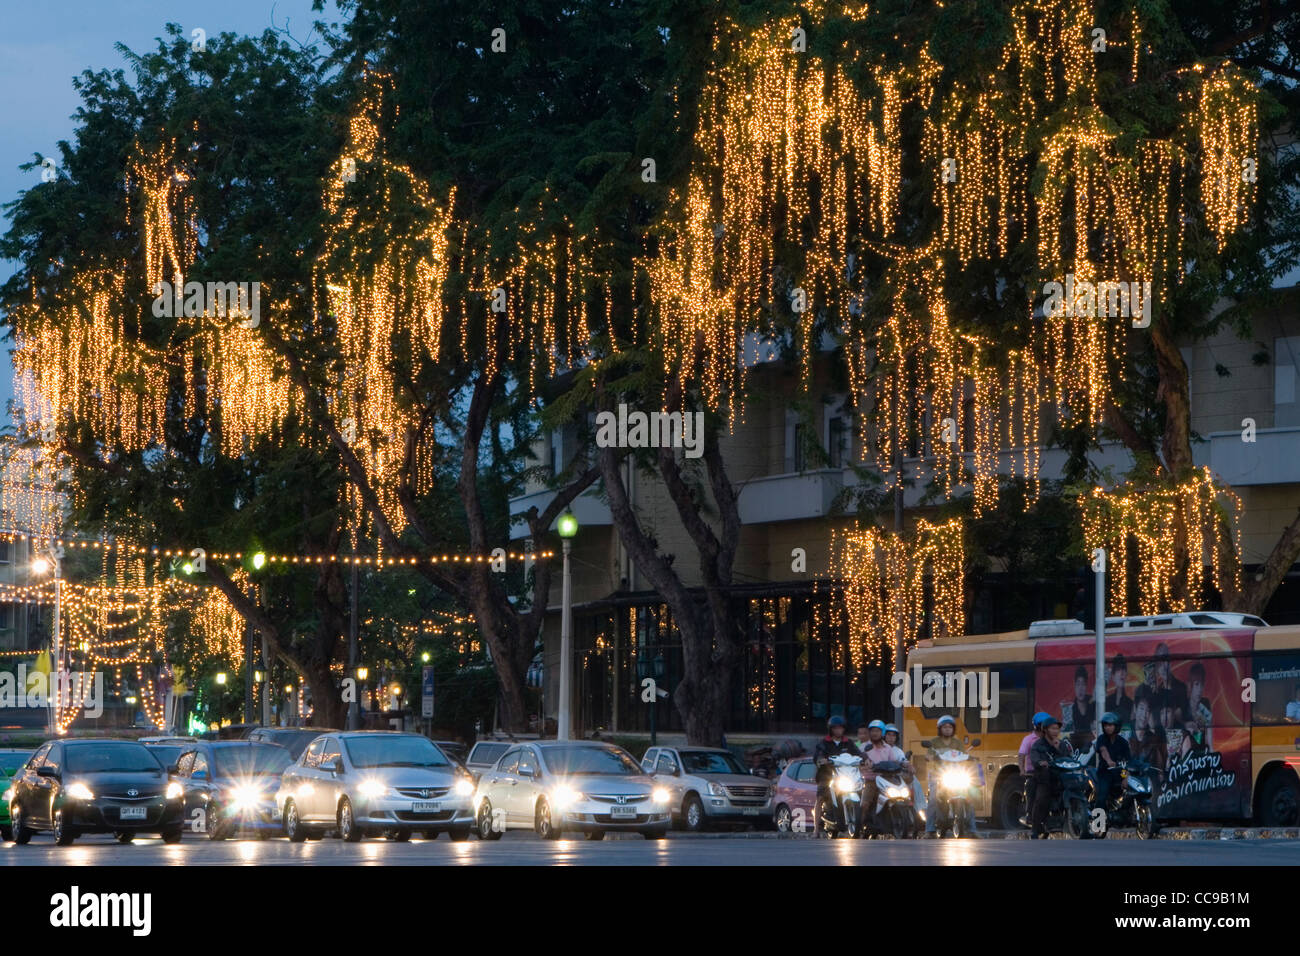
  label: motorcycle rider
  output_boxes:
[814,716,862,831]
[1029,716,1075,838]
[1093,711,1130,811]
[924,715,978,835]
[861,718,909,829]
[1018,712,1050,826]
[884,724,901,747]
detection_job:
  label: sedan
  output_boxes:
[6,739,184,845]
[173,741,293,840]
[771,757,819,832]
[641,746,775,831]
[276,732,474,842]
[474,741,671,841]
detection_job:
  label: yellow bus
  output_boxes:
[901,613,1300,829]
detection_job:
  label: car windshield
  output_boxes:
[542,746,640,775]
[343,736,451,769]
[680,750,748,775]
[65,744,162,774]
[213,746,293,778]
[146,745,186,767]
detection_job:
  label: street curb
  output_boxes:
[619,827,1300,841]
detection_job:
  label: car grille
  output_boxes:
[395,787,451,799]
[394,810,455,822]
[592,813,653,824]
[588,793,651,803]
[725,785,770,799]
[101,792,160,801]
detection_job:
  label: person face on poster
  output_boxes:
[1133,694,1151,738]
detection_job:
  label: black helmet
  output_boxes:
[827,715,846,731]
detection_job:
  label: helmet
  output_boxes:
[1031,711,1052,729]
[827,715,846,731]
[885,724,900,735]
[1042,716,1062,730]
[936,715,956,729]
[1101,712,1120,726]
[867,719,887,733]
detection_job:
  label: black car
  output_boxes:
[246,727,337,760]
[173,741,294,840]
[7,739,184,845]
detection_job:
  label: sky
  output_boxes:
[0,0,335,413]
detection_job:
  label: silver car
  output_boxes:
[473,741,671,840]
[276,732,475,842]
[641,746,775,831]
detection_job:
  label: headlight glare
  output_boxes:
[652,787,670,804]
[454,778,474,797]
[67,782,95,801]
[357,779,387,799]
[552,785,582,809]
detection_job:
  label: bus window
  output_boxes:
[986,664,1031,733]
[1253,651,1300,725]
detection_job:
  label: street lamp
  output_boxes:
[556,512,578,740]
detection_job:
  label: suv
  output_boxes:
[641,746,774,831]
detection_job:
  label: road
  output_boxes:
[2,832,1297,865]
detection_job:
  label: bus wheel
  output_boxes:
[1259,768,1300,828]
[994,776,1025,830]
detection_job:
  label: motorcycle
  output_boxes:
[923,741,981,838]
[867,754,918,839]
[816,753,865,838]
[1038,746,1095,839]
[1093,758,1160,839]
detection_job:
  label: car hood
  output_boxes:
[347,767,462,788]
[75,772,169,795]
[691,773,768,787]
[560,774,657,796]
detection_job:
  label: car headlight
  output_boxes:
[707,781,727,797]
[357,780,387,799]
[652,787,670,804]
[940,768,972,790]
[165,781,184,801]
[67,782,95,801]
[228,784,261,810]
[552,785,582,809]
[454,778,474,797]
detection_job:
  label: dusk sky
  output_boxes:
[0,0,333,413]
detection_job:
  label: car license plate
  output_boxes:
[610,804,637,818]
[120,806,147,820]
[412,801,442,813]
[742,808,760,815]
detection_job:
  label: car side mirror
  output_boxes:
[519,766,535,778]
[36,766,56,778]
[325,758,342,774]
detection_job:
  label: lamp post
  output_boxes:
[637,651,666,746]
[556,512,579,740]
[246,553,266,726]
[348,559,360,730]
[1091,548,1107,738]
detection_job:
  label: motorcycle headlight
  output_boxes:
[652,787,671,804]
[454,778,474,797]
[552,785,583,809]
[834,775,856,793]
[885,785,909,798]
[164,781,183,801]
[67,782,96,801]
[357,779,387,799]
[1128,776,1150,793]
[940,768,972,790]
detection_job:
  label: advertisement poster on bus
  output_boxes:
[1035,632,1252,819]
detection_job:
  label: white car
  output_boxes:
[473,741,671,840]
[276,732,475,842]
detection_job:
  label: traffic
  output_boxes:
[0,712,1164,847]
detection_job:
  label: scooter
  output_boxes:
[1094,758,1160,839]
[1039,746,1095,838]
[816,753,865,838]
[867,754,918,839]
[923,741,981,838]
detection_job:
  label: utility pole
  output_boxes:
[348,558,360,730]
[892,426,905,730]
[1091,548,1107,739]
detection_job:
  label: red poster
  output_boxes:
[1035,631,1251,819]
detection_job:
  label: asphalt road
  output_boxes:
[2,832,1298,864]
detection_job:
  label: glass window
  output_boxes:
[175,752,196,776]
[343,735,449,769]
[656,752,679,774]
[28,744,51,771]
[679,750,747,775]
[470,742,508,766]
[213,746,293,778]
[539,745,640,775]
[919,669,976,720]
[497,748,520,774]
[987,664,1031,733]
[794,761,817,782]
[191,752,209,777]
[64,743,160,774]
[1253,652,1300,726]
[42,745,60,773]
[302,739,325,769]
[640,748,658,773]
[319,738,341,768]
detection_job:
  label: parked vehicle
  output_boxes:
[867,758,918,838]
[816,753,865,838]
[641,745,774,831]
[433,740,468,765]
[247,727,339,760]
[276,732,474,842]
[0,749,33,841]
[142,742,191,774]
[923,740,981,838]
[464,740,512,783]
[474,741,671,840]
[772,757,819,833]
[6,739,184,845]
[173,741,293,840]
[1094,758,1159,839]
